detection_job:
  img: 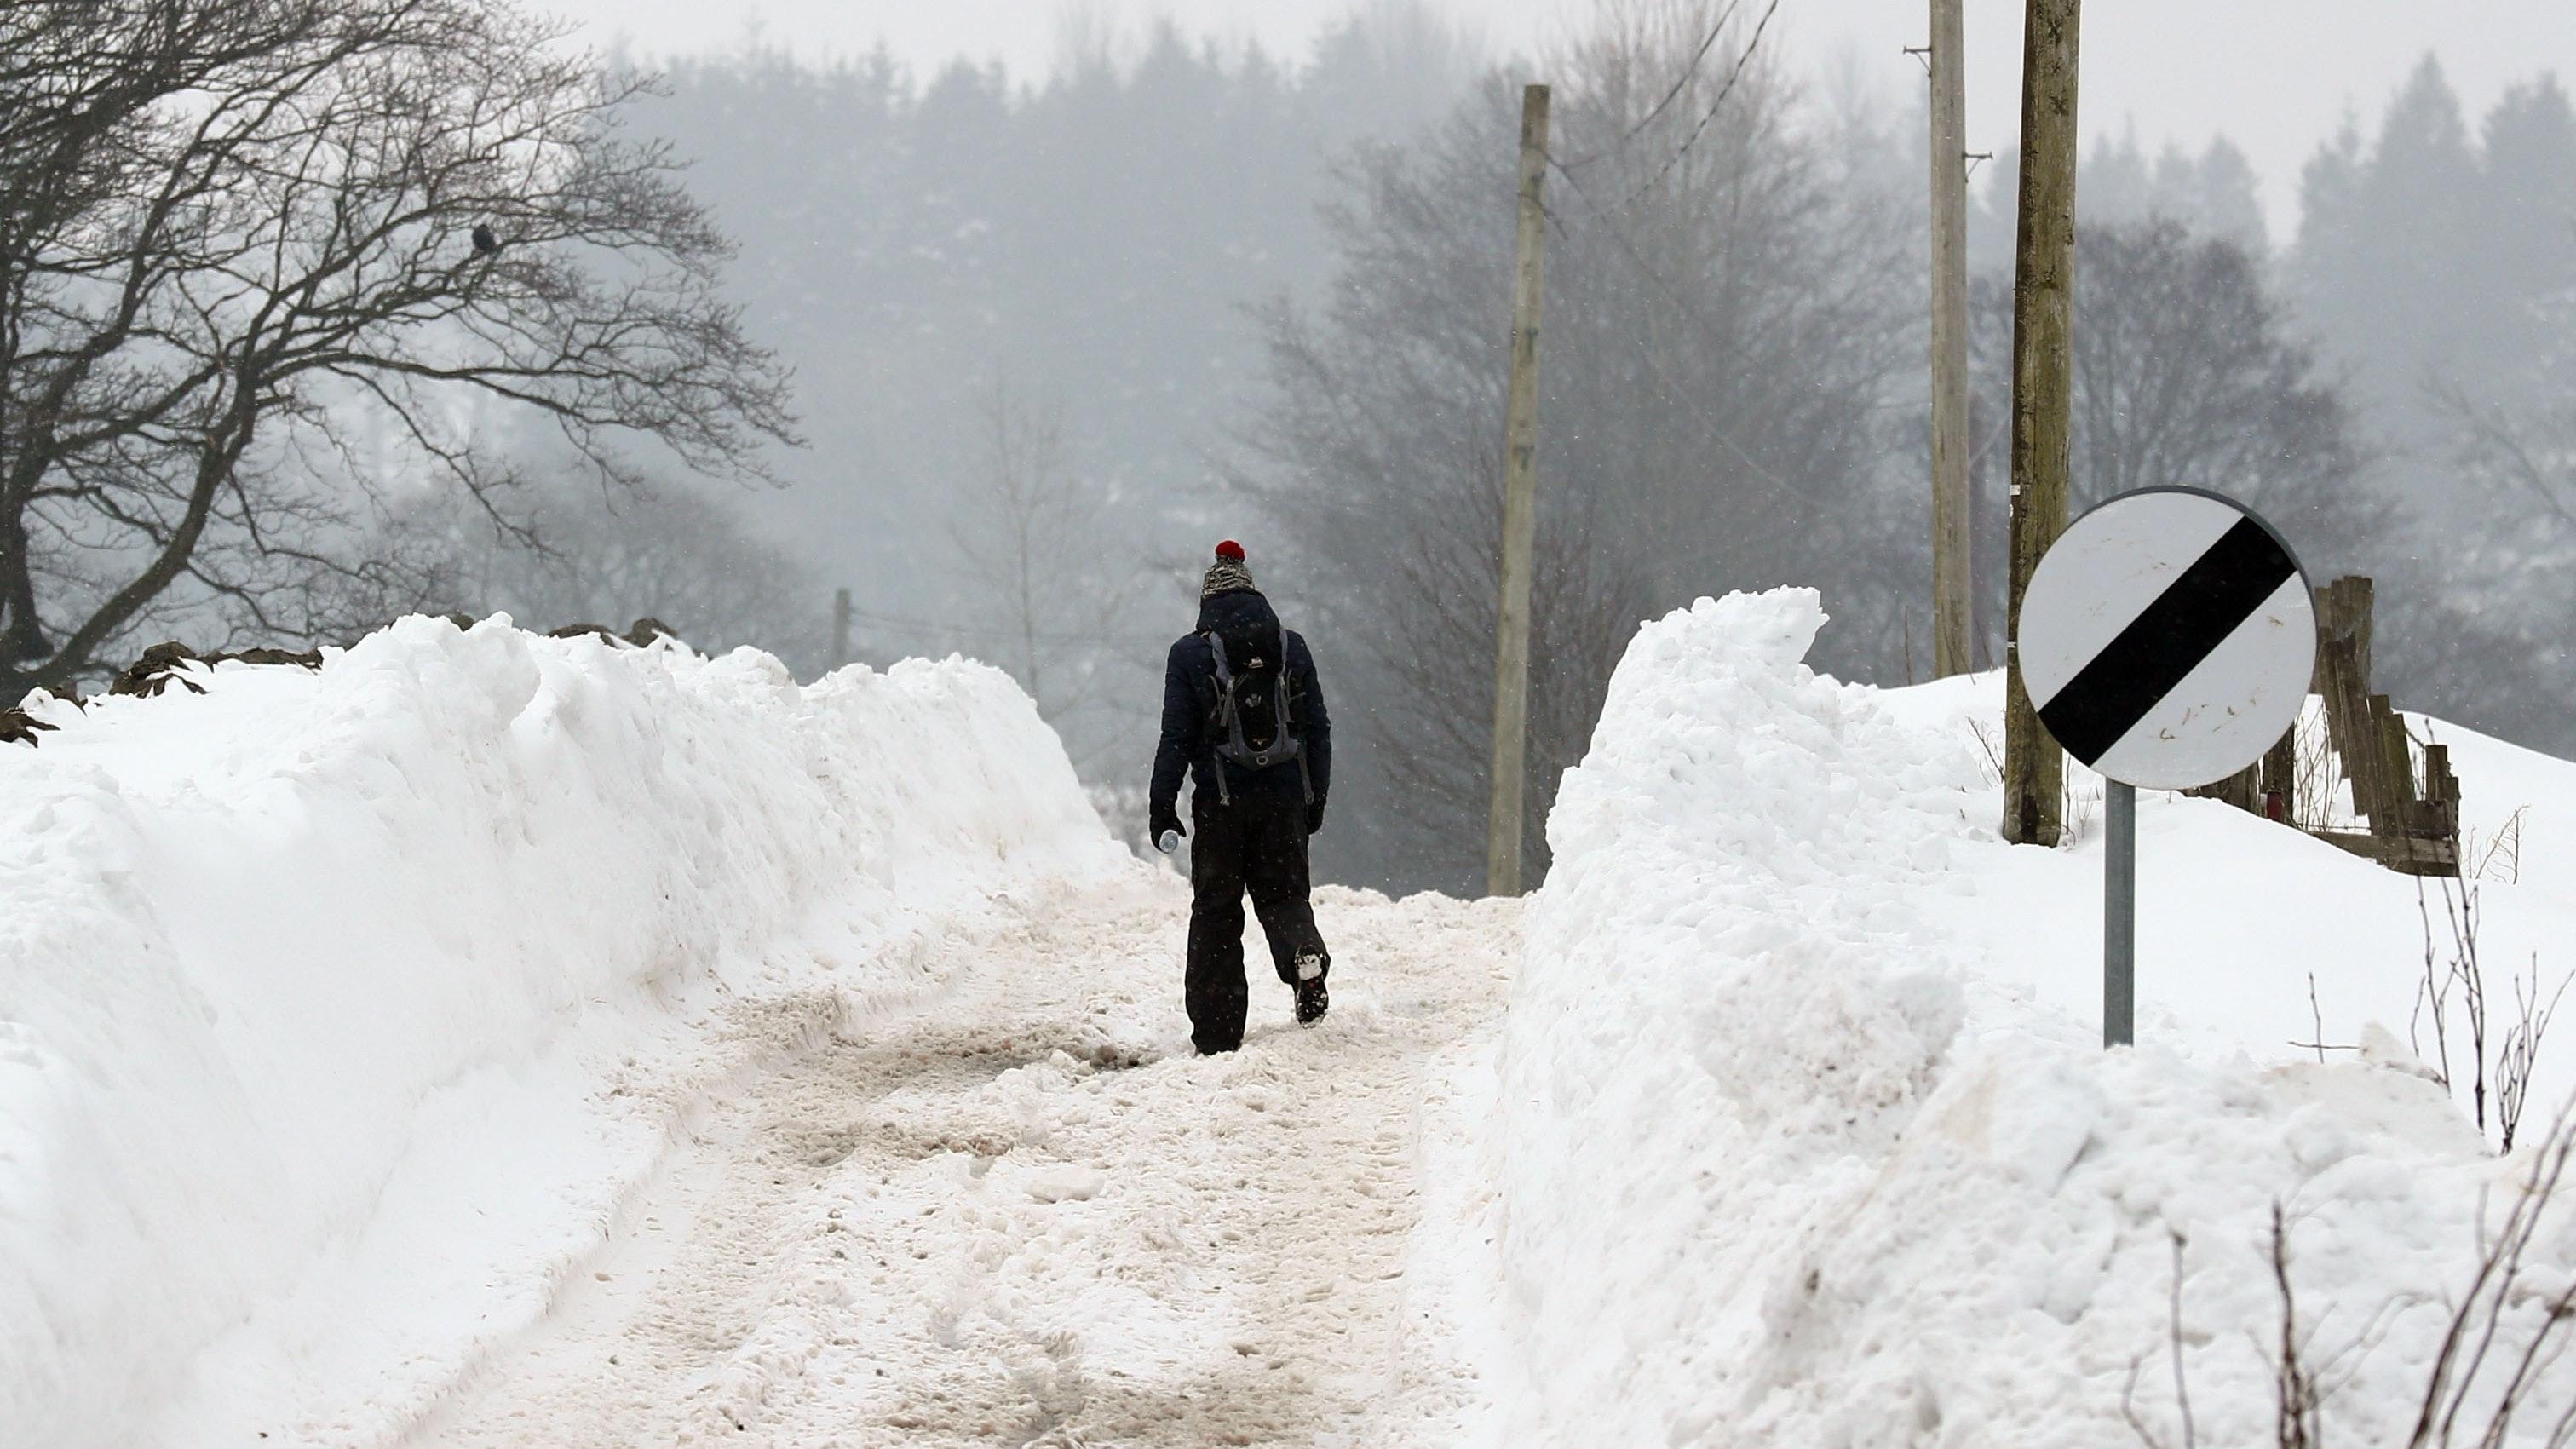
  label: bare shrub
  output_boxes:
[2416,880,2573,1153]
[2122,1230,2202,1449]
[2271,1205,2329,1449]
[2397,1108,2576,1446]
[2130,1110,2576,1448]
[2466,806,2531,887]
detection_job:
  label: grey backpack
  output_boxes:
[1203,627,1309,806]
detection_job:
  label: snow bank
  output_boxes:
[0,618,1130,1448]
[1486,589,2576,1447]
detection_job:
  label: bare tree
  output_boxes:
[946,373,1144,772]
[1966,221,2383,658]
[0,0,796,699]
[2436,392,2576,538]
[1246,329,1642,871]
[2355,288,2576,758]
[2429,293,2576,645]
[1243,0,1914,892]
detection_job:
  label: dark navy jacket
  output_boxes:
[1151,588,1331,821]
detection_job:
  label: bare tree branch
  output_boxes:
[1,0,797,696]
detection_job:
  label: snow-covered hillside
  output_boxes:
[1445,589,2576,1446]
[0,618,1131,1448]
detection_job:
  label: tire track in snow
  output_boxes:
[400,881,1517,1448]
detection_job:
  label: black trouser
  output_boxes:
[1187,796,1330,1054]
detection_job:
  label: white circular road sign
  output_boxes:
[2020,488,2315,791]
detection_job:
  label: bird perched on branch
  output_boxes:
[471,223,499,256]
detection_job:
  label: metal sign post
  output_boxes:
[2103,780,2135,1048]
[2019,487,2315,1049]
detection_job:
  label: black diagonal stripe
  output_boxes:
[2038,517,2297,766]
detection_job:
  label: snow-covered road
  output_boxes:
[400,880,1517,1449]
[25,606,2576,1449]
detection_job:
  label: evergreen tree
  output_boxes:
[2285,58,2576,755]
[2292,55,2575,423]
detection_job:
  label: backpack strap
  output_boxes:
[1291,689,1313,804]
[1205,628,1234,695]
[1200,630,1233,806]
[1277,626,1311,804]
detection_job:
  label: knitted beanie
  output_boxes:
[1202,539,1255,597]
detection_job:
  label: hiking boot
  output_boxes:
[1294,973,1329,1027]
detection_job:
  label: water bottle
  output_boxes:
[1156,829,1182,855]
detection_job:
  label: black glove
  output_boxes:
[1305,799,1325,837]
[1150,809,1185,845]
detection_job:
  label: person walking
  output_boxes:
[1148,540,1332,1055]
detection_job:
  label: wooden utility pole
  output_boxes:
[2001,0,2080,846]
[1486,82,1550,899]
[831,587,852,667]
[1928,0,1973,678]
[1969,391,1997,664]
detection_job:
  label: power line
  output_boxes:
[1555,0,1745,172]
[1608,0,1783,213]
[1538,144,1811,513]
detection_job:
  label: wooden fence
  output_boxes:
[2188,575,2459,876]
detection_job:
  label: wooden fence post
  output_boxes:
[2173,572,2463,875]
[2186,762,2260,813]
[2313,577,2380,823]
[2297,574,2458,876]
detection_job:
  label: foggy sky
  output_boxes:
[543,0,2576,240]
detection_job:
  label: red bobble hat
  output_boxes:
[1203,539,1255,596]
